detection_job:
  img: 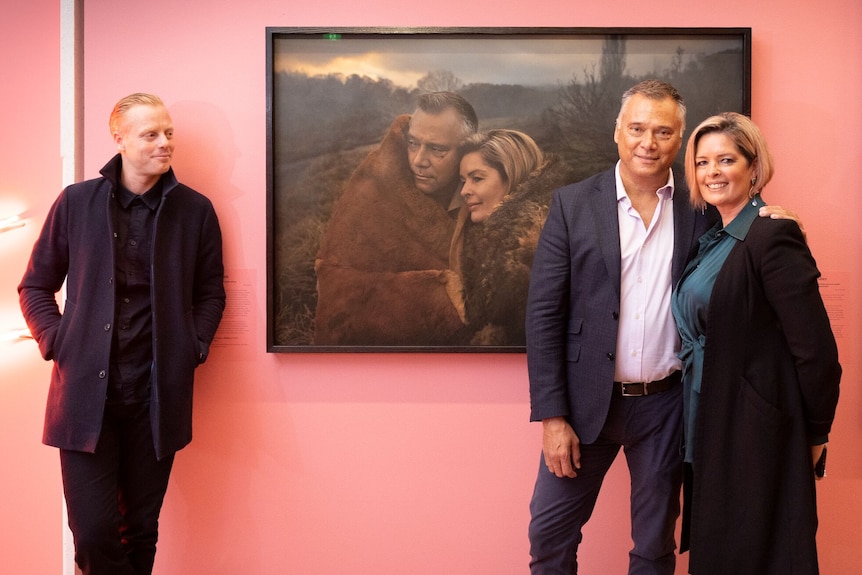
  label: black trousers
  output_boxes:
[60,401,174,575]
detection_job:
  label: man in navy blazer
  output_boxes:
[19,93,225,575]
[525,80,802,574]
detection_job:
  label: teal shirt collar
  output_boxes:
[723,194,766,241]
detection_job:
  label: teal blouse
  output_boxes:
[672,195,763,463]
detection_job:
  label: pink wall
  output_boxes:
[2,0,860,573]
[0,2,63,574]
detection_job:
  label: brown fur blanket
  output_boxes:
[314,115,468,346]
[455,156,573,346]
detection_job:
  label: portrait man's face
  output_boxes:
[614,94,684,186]
[114,104,175,185]
[406,108,466,199]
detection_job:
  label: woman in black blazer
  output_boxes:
[672,112,840,575]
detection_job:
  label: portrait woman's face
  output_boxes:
[695,132,757,223]
[459,151,508,223]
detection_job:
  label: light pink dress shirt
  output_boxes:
[613,162,682,383]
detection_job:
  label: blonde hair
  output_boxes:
[684,112,774,211]
[459,129,546,194]
[109,93,165,135]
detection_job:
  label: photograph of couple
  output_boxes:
[267,28,748,351]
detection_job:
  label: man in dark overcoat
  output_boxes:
[18,93,225,575]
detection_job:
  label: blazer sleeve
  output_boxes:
[526,189,572,421]
[18,191,70,360]
[755,219,841,438]
[191,200,226,360]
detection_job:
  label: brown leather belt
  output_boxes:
[613,371,681,397]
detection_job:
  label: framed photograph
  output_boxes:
[266,26,751,353]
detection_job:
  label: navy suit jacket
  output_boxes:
[526,167,715,444]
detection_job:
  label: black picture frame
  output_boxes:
[266,26,751,353]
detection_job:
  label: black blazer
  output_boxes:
[526,168,713,443]
[685,215,840,574]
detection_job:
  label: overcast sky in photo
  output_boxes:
[274,35,742,88]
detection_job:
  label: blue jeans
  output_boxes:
[529,383,684,574]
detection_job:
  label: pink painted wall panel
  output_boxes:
[0,1,63,574]
[1,0,859,573]
[74,1,862,573]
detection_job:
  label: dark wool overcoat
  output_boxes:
[19,155,225,460]
[455,156,573,346]
[685,216,840,575]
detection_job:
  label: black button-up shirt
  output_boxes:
[108,182,162,404]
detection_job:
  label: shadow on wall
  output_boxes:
[169,99,245,268]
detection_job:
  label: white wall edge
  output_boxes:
[59,0,82,573]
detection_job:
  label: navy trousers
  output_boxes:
[60,401,175,575]
[529,383,684,574]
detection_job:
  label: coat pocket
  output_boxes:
[566,318,583,362]
[738,375,785,430]
[51,299,75,365]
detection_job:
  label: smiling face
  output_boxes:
[695,132,757,225]
[113,104,175,193]
[459,151,508,223]
[614,94,684,192]
[406,108,466,202]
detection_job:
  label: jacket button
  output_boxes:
[98,370,106,379]
[104,323,111,331]
[612,312,619,320]
[607,352,616,361]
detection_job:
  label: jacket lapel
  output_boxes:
[671,179,697,285]
[591,170,622,298]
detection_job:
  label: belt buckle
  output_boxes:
[620,382,645,397]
